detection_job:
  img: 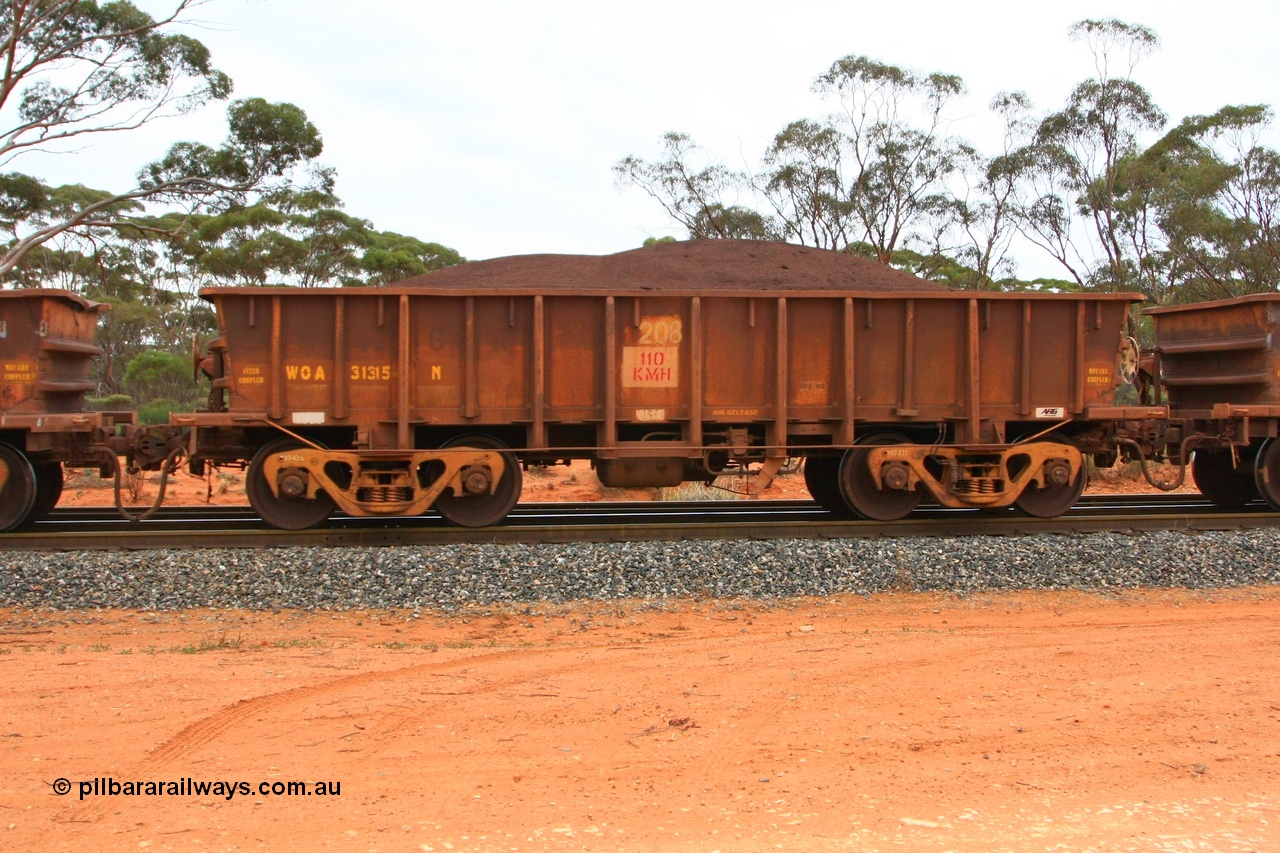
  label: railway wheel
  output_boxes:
[246,439,336,530]
[0,444,37,533]
[1193,446,1260,509]
[1012,435,1086,518]
[838,433,921,521]
[803,456,852,516]
[1253,438,1280,511]
[432,435,522,528]
[26,461,65,525]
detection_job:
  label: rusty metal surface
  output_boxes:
[0,289,104,415]
[196,288,1141,460]
[1145,294,1280,412]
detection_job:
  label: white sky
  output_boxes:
[17,0,1280,279]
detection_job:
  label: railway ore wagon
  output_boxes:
[0,289,133,531]
[1145,293,1280,510]
[185,282,1142,529]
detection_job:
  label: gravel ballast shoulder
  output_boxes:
[2,531,1278,611]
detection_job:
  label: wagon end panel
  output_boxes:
[215,293,274,415]
[1147,295,1280,411]
[0,290,104,415]
[0,293,44,413]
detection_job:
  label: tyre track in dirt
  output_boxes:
[137,648,591,771]
[59,644,612,825]
[100,625,754,776]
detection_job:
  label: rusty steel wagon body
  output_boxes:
[1142,294,1280,510]
[182,285,1143,528]
[0,289,135,530]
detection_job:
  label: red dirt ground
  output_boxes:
[2,589,1277,851]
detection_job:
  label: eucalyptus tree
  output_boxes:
[942,92,1038,289]
[1016,18,1166,291]
[0,0,324,278]
[810,55,970,264]
[1124,105,1280,301]
[613,132,770,240]
[760,118,849,249]
[616,57,971,262]
[357,231,466,286]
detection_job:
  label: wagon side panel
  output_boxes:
[701,296,773,417]
[544,296,606,424]
[277,293,336,418]
[343,294,398,419]
[410,295,464,417]
[851,298,907,422]
[217,293,275,415]
[786,297,842,422]
[476,296,533,422]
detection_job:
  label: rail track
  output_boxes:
[1,494,1278,551]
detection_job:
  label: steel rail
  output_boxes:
[1,494,1278,551]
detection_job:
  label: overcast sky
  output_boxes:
[21,0,1280,279]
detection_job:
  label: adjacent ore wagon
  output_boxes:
[1143,294,1280,510]
[0,289,134,530]
[180,241,1142,528]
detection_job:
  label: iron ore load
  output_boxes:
[4,238,1280,533]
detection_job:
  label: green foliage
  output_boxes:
[137,397,181,425]
[358,231,466,285]
[3,1,232,157]
[614,133,756,239]
[1116,104,1280,302]
[618,54,973,263]
[86,394,135,411]
[123,350,195,407]
[0,4,460,384]
[166,194,464,288]
[0,2,324,277]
